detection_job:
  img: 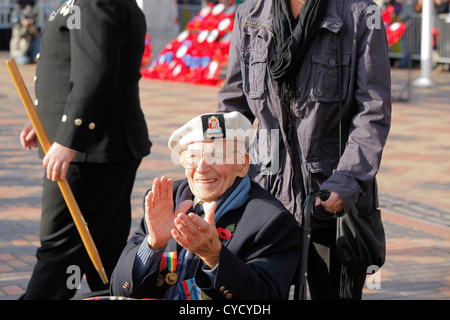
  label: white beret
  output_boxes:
[168,111,254,152]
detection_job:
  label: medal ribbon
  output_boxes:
[160,251,177,272]
[178,278,201,300]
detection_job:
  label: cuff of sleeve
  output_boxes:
[321,171,361,213]
[133,240,166,283]
[201,263,219,286]
[55,114,97,152]
[136,240,165,266]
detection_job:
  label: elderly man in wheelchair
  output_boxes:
[108,112,301,300]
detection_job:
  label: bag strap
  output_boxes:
[337,31,342,159]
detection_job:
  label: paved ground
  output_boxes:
[0,50,449,300]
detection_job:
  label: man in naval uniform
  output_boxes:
[19,0,151,299]
[110,112,301,300]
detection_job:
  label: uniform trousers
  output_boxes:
[307,226,367,300]
[21,159,141,300]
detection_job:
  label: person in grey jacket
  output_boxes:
[218,0,391,299]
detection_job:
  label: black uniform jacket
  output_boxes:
[110,179,301,300]
[35,0,151,162]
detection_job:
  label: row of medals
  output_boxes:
[49,0,75,21]
[157,271,178,286]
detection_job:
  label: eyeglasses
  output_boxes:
[179,148,245,169]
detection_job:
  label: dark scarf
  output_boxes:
[270,0,328,104]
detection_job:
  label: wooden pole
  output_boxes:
[5,59,108,285]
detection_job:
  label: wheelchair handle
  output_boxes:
[302,190,330,227]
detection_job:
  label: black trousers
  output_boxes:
[307,226,367,300]
[21,159,141,300]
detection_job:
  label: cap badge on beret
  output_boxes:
[202,114,226,140]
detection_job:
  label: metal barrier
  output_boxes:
[0,0,13,28]
[178,4,202,31]
[389,14,422,62]
[389,13,450,65]
[435,14,450,64]
[0,0,60,29]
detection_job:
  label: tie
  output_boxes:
[177,201,205,291]
[193,201,205,217]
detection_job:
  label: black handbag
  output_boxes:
[334,32,386,298]
[336,205,386,269]
[336,205,386,299]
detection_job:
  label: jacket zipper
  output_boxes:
[288,99,294,151]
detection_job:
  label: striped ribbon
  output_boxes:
[178,278,201,300]
[160,251,177,272]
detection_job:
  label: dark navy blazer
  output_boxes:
[35,0,151,162]
[110,179,301,300]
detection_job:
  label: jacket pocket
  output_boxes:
[311,50,351,103]
[240,24,269,99]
